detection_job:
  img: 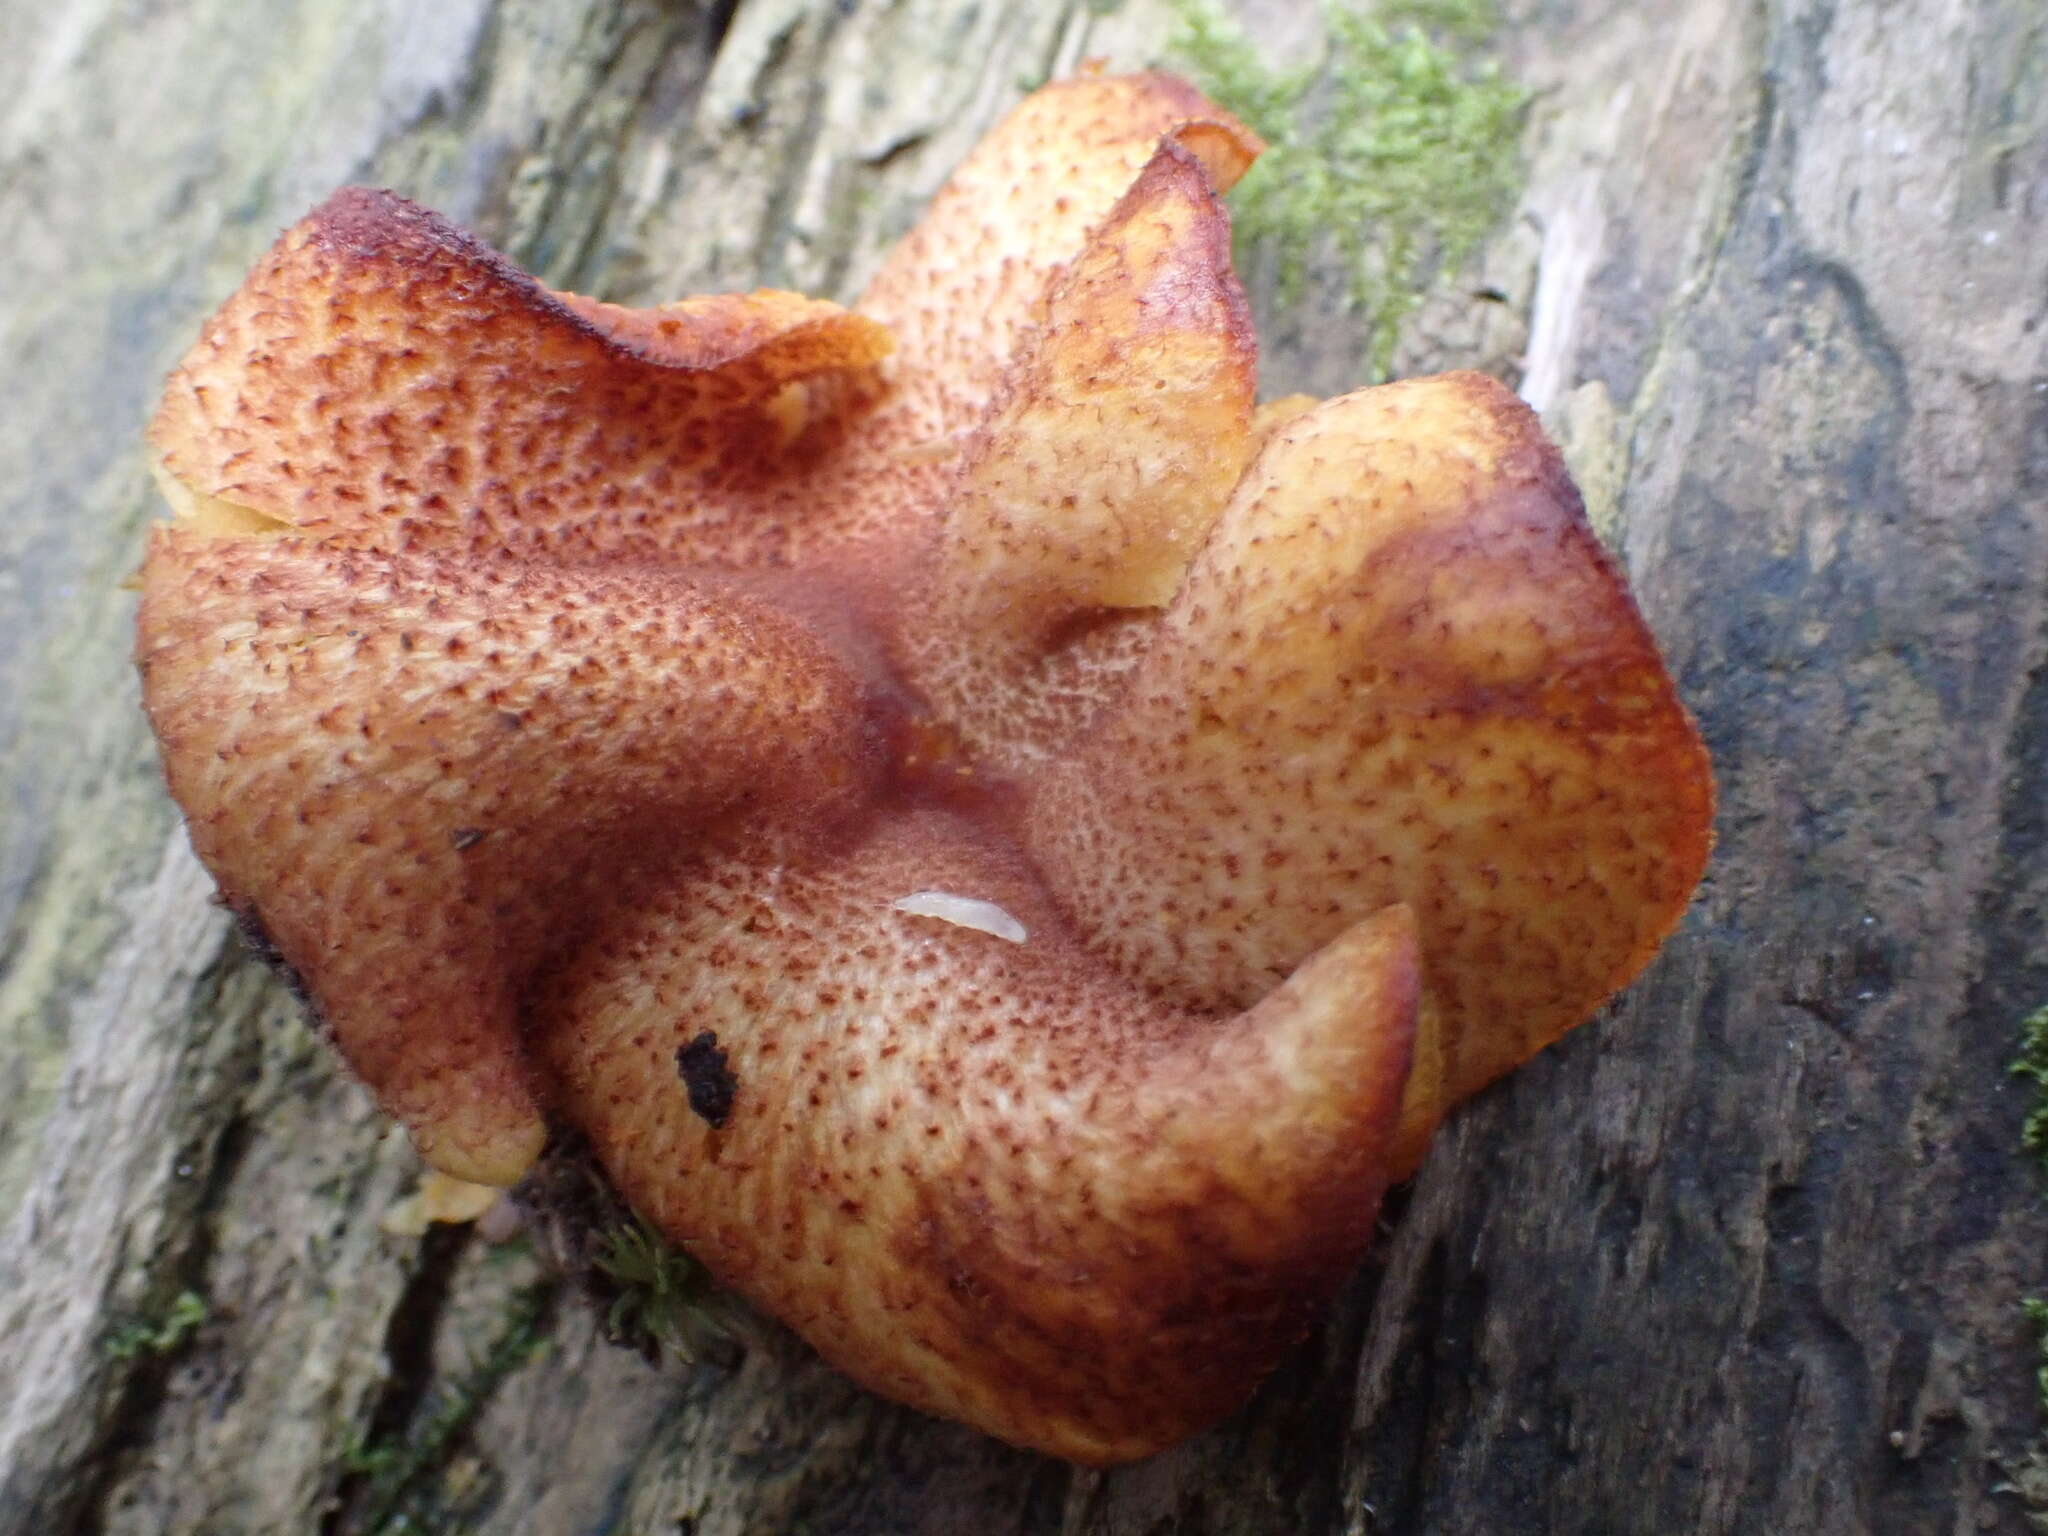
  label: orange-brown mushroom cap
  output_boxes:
[135,71,1710,1461]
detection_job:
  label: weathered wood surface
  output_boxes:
[1,0,2044,1532]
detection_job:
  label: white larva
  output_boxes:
[890,890,1028,944]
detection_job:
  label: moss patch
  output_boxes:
[2012,1003,2048,1174]
[1168,0,1528,380]
[104,1288,208,1362]
[2004,1005,2048,1529]
[593,1212,735,1365]
[337,1278,556,1536]
[2025,1296,2048,1417]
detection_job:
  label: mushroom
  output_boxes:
[136,72,1712,1463]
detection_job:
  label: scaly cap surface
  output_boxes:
[136,71,1709,1460]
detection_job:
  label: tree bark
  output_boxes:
[2,0,2044,1533]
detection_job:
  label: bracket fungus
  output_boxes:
[137,73,1712,1463]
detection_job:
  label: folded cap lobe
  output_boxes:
[135,70,1710,1459]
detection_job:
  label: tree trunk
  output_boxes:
[2,0,2044,1532]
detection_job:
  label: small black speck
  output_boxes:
[497,711,523,730]
[676,1032,738,1129]
[450,827,487,851]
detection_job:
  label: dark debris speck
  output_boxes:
[676,1031,738,1129]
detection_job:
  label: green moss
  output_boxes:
[340,1279,556,1536]
[2026,1297,2048,1415]
[104,1288,208,1362]
[2012,1003,2048,1173]
[1168,0,1528,380]
[2017,1007,2048,1432]
[2004,1005,2048,1529]
[593,1213,733,1364]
